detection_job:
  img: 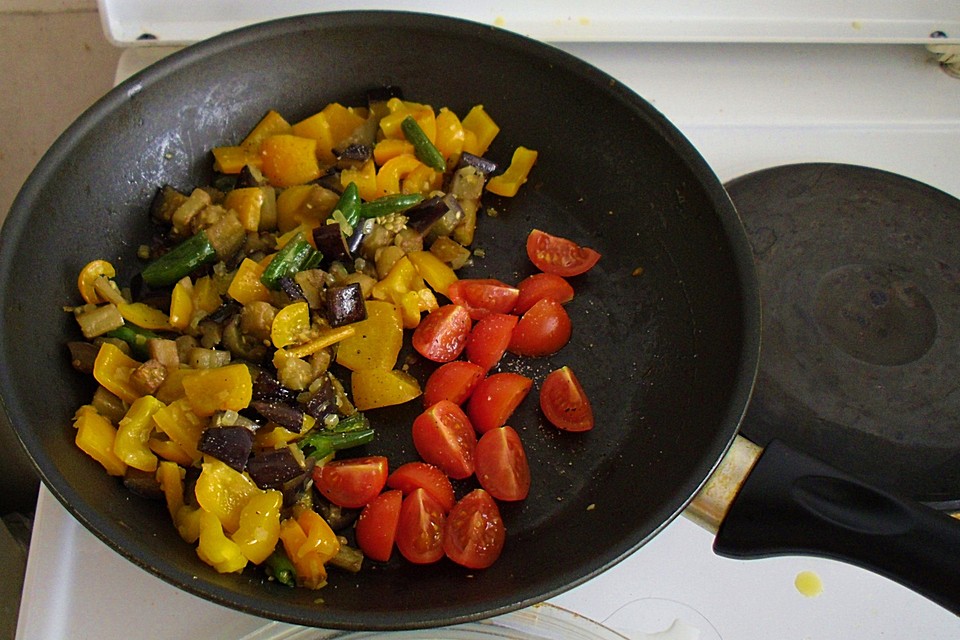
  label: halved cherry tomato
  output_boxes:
[514,272,575,315]
[447,278,520,320]
[540,366,594,432]
[475,426,531,501]
[466,372,533,434]
[526,229,601,277]
[422,360,485,407]
[507,298,572,357]
[443,488,506,569]
[396,487,447,564]
[312,455,389,509]
[412,304,473,362]
[387,461,456,513]
[411,400,477,479]
[355,489,402,562]
[466,312,518,371]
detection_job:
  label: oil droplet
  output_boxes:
[795,570,823,598]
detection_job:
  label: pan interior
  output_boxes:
[0,12,757,629]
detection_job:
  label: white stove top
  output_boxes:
[16,30,960,640]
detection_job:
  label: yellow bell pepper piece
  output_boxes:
[149,437,195,467]
[193,275,222,314]
[113,395,165,472]
[211,146,261,174]
[231,489,283,564]
[197,509,248,573]
[486,146,539,197]
[169,277,194,331]
[73,405,127,476]
[77,260,116,305]
[461,105,500,156]
[278,509,340,589]
[335,300,403,371]
[156,460,202,543]
[340,159,378,202]
[351,367,422,411]
[152,398,205,462]
[375,154,423,197]
[241,109,292,152]
[275,185,339,233]
[322,103,367,148]
[380,98,437,141]
[271,301,311,349]
[227,257,272,305]
[154,367,191,404]
[373,138,415,165]
[116,302,173,332]
[407,250,458,297]
[182,363,253,417]
[371,256,425,301]
[255,415,315,449]
[223,187,264,232]
[195,458,260,534]
[93,342,142,404]
[292,111,336,164]
[434,107,466,160]
[401,163,442,196]
[260,134,322,188]
[280,324,356,359]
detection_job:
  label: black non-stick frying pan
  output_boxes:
[0,11,957,630]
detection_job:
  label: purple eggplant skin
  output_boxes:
[324,283,367,327]
[197,426,255,472]
[246,448,306,491]
[252,371,299,405]
[303,375,337,420]
[405,193,463,235]
[458,152,498,175]
[313,223,353,266]
[249,400,305,432]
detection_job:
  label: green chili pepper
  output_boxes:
[264,547,297,588]
[298,426,375,459]
[334,181,362,229]
[105,325,159,360]
[141,230,217,288]
[358,193,424,220]
[401,115,446,172]
[260,232,318,290]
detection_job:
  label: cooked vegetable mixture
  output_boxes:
[66,88,542,589]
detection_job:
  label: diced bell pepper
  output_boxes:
[486,146,538,197]
[231,490,283,564]
[350,367,422,411]
[194,457,260,533]
[182,364,253,417]
[197,508,248,573]
[77,260,116,305]
[73,405,127,476]
[93,342,143,404]
[113,394,165,472]
[151,398,205,463]
[260,134,322,188]
[334,300,403,371]
[271,301,311,349]
[227,257,272,305]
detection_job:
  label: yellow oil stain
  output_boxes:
[494,16,506,27]
[795,570,823,598]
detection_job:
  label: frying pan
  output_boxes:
[0,11,957,630]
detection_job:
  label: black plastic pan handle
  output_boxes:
[712,439,960,616]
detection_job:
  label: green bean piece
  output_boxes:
[105,325,159,360]
[298,427,376,460]
[357,193,424,220]
[330,412,371,433]
[260,232,316,290]
[334,181,362,229]
[264,547,297,588]
[141,230,217,288]
[401,115,446,172]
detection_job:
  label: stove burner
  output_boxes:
[725,163,960,502]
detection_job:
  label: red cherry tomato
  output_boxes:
[507,298,572,357]
[447,278,520,320]
[422,360,485,407]
[466,372,533,434]
[443,489,506,569]
[526,229,601,277]
[475,426,531,501]
[411,400,478,479]
[412,304,473,362]
[312,455,389,509]
[540,366,594,432]
[514,272,575,314]
[396,488,447,564]
[387,461,456,513]
[466,312,518,371]
[355,489,402,562]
